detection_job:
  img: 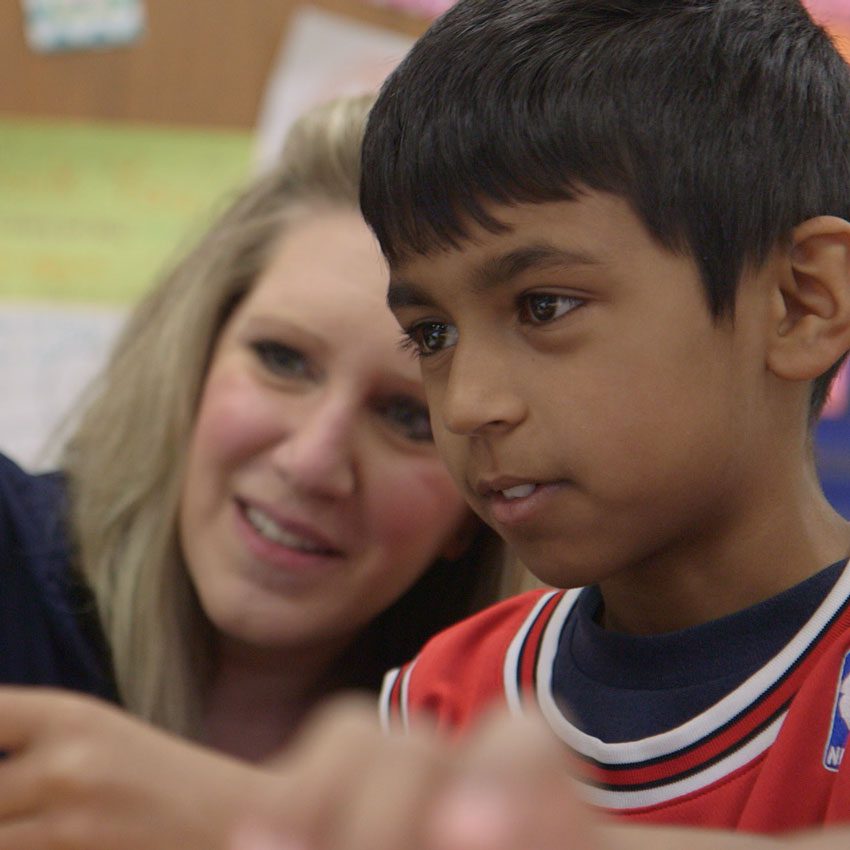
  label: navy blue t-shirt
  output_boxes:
[553,559,845,742]
[0,452,117,701]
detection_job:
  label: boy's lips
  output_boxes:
[476,476,541,498]
[475,476,564,528]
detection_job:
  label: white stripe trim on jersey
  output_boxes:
[580,710,787,810]
[532,560,850,769]
[503,590,579,717]
[378,667,401,733]
[377,659,417,734]
[398,659,417,734]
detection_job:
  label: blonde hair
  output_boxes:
[63,93,509,738]
[62,95,378,737]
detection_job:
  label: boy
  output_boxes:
[2,2,849,850]
[357,0,850,835]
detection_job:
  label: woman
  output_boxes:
[0,94,505,758]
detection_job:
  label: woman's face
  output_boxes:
[179,208,472,660]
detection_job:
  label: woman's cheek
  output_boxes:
[375,460,469,543]
[193,369,275,464]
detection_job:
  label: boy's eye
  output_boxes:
[251,341,310,378]
[519,293,582,324]
[402,321,459,358]
[376,396,433,442]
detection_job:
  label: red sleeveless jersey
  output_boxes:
[380,569,850,833]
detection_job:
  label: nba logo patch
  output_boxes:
[823,650,850,771]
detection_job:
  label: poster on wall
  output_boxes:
[253,5,415,172]
[364,0,454,17]
[21,0,146,52]
[806,0,850,27]
[803,0,850,59]
[0,119,251,468]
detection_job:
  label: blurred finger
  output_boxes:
[0,816,57,850]
[0,687,73,754]
[0,751,50,822]
[254,695,391,847]
[329,724,448,850]
[427,710,599,850]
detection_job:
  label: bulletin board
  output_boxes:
[0,0,423,305]
[0,0,430,469]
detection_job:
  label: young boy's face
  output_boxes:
[389,191,776,591]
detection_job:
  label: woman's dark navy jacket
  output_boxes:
[0,452,117,701]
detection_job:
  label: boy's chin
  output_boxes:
[511,545,598,590]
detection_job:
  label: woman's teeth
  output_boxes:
[245,506,328,553]
[501,483,537,500]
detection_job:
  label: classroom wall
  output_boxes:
[0,0,427,129]
[0,0,428,468]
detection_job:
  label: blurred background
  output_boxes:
[2,0,850,517]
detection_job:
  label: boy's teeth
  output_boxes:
[501,483,536,500]
[245,506,326,553]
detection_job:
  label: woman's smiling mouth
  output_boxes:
[239,501,341,557]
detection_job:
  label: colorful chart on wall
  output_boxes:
[0,118,251,303]
[0,118,251,468]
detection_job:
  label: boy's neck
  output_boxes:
[597,475,850,636]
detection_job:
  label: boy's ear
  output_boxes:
[766,216,850,381]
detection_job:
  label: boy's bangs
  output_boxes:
[360,82,634,268]
[362,0,850,331]
[360,6,711,276]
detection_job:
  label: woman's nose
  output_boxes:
[268,395,358,498]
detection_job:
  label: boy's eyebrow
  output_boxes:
[472,245,601,293]
[387,279,434,310]
[387,244,602,310]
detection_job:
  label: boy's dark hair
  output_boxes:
[360,0,850,417]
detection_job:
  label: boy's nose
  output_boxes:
[439,343,526,436]
[269,399,357,498]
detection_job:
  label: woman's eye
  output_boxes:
[401,321,458,358]
[519,293,582,324]
[251,341,310,378]
[377,396,433,442]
